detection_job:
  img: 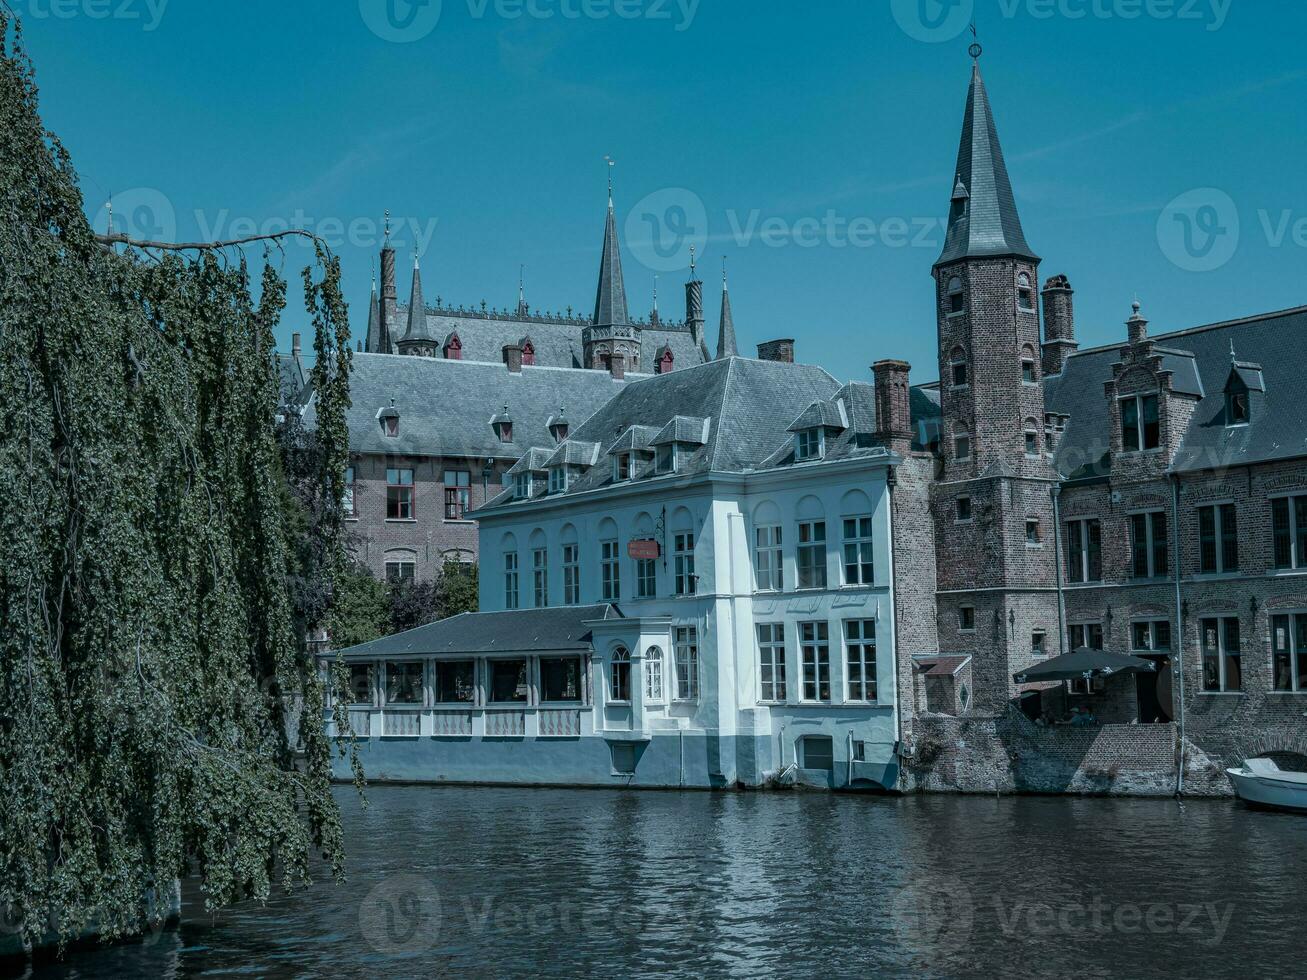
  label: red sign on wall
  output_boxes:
[628,539,660,560]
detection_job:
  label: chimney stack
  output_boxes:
[872,359,914,453]
[1040,274,1077,377]
[291,332,301,356]
[1127,300,1148,346]
[503,344,523,373]
[757,339,795,364]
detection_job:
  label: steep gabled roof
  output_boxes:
[936,62,1038,267]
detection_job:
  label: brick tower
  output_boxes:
[930,52,1062,712]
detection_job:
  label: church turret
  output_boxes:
[716,262,738,360]
[397,254,438,357]
[583,162,640,373]
[378,211,398,354]
[364,270,384,353]
[685,246,707,358]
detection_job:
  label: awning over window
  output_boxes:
[1014,649,1156,685]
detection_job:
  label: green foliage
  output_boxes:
[328,562,389,651]
[0,15,354,948]
[387,563,480,636]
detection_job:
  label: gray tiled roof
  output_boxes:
[332,604,622,658]
[508,447,554,475]
[275,351,307,408]
[787,398,848,433]
[1045,306,1307,476]
[317,353,631,462]
[651,416,710,446]
[547,440,602,468]
[605,425,660,455]
[937,63,1038,267]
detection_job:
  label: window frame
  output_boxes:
[1025,519,1043,548]
[636,557,658,599]
[1270,613,1307,693]
[562,544,581,605]
[673,531,697,596]
[845,619,877,703]
[1130,619,1173,654]
[754,524,784,592]
[442,469,470,520]
[956,496,973,524]
[613,453,632,483]
[796,520,828,591]
[343,465,357,517]
[799,621,831,703]
[644,647,664,702]
[600,538,621,601]
[434,659,476,705]
[756,623,787,703]
[795,428,824,462]
[1197,502,1239,575]
[1200,616,1242,693]
[1129,510,1170,580]
[954,428,972,462]
[1065,518,1103,584]
[958,605,976,633]
[385,467,415,521]
[503,551,520,610]
[1120,393,1161,453]
[539,656,583,704]
[674,627,699,701]
[841,515,875,587]
[532,547,549,607]
[1271,494,1307,571]
[384,559,416,585]
[947,276,966,316]
[609,648,632,704]
[1069,622,1105,652]
[655,443,677,475]
[548,466,568,494]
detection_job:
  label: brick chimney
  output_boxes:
[291,332,301,357]
[610,355,625,380]
[872,360,914,453]
[757,339,795,363]
[1041,275,1077,377]
[503,344,523,373]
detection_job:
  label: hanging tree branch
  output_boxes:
[95,228,333,256]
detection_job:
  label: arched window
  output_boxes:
[610,647,631,703]
[795,496,827,590]
[950,346,968,387]
[1017,272,1035,312]
[1021,344,1038,384]
[954,424,972,462]
[644,646,664,701]
[947,276,965,315]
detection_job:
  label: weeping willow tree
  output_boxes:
[0,13,356,948]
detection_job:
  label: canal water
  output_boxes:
[17,785,1307,979]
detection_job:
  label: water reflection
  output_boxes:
[17,787,1307,979]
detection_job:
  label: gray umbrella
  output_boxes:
[1014,648,1157,684]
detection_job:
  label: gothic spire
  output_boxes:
[402,252,436,344]
[364,267,384,353]
[936,57,1037,268]
[592,171,630,328]
[716,260,738,359]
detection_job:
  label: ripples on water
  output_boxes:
[18,786,1307,979]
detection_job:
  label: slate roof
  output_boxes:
[479,356,921,511]
[788,399,848,433]
[332,604,622,659]
[936,63,1038,267]
[315,353,631,461]
[275,350,307,408]
[1044,306,1307,477]
[593,200,630,327]
[717,284,738,359]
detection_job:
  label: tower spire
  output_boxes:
[936,54,1037,268]
[592,167,630,327]
[518,264,529,316]
[716,257,737,360]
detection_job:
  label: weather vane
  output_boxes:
[969,22,982,61]
[604,154,615,201]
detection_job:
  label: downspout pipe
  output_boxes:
[1051,486,1067,655]
[885,465,905,787]
[1170,472,1187,796]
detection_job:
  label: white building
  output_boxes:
[327,354,932,789]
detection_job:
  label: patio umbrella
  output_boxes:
[1013,648,1157,684]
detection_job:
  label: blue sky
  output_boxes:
[20,0,1307,381]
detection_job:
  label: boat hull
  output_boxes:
[1227,768,1307,812]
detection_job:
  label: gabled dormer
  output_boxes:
[651,416,710,475]
[490,405,514,444]
[507,448,552,501]
[545,440,601,494]
[520,336,536,367]
[377,402,401,438]
[605,424,660,483]
[443,331,462,360]
[1224,359,1265,427]
[548,409,570,444]
[786,398,849,462]
[655,344,675,375]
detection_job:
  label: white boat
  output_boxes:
[1226,757,1307,812]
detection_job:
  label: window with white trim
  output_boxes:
[1271,496,1307,570]
[757,624,786,703]
[1198,503,1238,574]
[548,467,567,494]
[842,516,874,586]
[514,473,532,500]
[673,532,696,596]
[610,648,631,703]
[1130,511,1169,579]
[636,557,657,598]
[754,525,783,592]
[644,646,664,701]
[797,521,827,590]
[503,552,519,609]
[601,539,621,601]
[532,547,548,607]
[1121,393,1161,452]
[655,444,676,475]
[1271,614,1307,693]
[562,544,580,605]
[800,621,831,702]
[613,453,631,483]
[1200,617,1242,693]
[1131,619,1172,653]
[795,428,823,461]
[674,627,699,701]
[845,620,877,702]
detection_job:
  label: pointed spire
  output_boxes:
[365,268,383,353]
[592,167,630,328]
[716,258,737,360]
[517,264,529,317]
[936,57,1038,268]
[402,251,436,345]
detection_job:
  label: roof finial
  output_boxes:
[652,274,659,312]
[384,209,392,248]
[689,244,697,280]
[968,21,982,61]
[371,257,377,292]
[604,154,615,208]
[519,264,525,302]
[413,247,420,270]
[722,255,729,289]
[1230,338,1238,362]
[106,194,114,236]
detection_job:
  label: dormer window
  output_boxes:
[385,416,399,437]
[443,332,462,360]
[655,444,677,475]
[950,347,968,388]
[795,428,824,462]
[378,405,400,438]
[492,406,514,444]
[657,347,675,374]
[947,276,965,316]
[521,339,536,366]
[1121,394,1161,452]
[549,466,568,494]
[1017,273,1035,312]
[614,453,631,483]
[548,410,569,444]
[1228,391,1250,425]
[514,473,532,500]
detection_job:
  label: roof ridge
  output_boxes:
[709,355,738,470]
[1068,305,1307,360]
